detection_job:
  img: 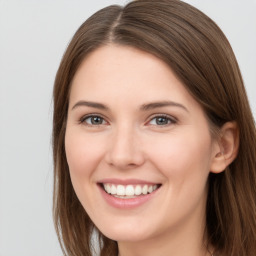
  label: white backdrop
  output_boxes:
[0,1,255,255]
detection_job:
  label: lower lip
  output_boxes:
[98,185,160,209]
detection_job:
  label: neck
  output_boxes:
[118,238,212,256]
[117,210,211,256]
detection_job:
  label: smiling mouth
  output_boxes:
[100,183,161,199]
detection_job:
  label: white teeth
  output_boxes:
[116,185,125,196]
[126,185,134,196]
[110,185,116,195]
[103,183,159,197]
[142,185,148,195]
[135,185,142,195]
[106,184,111,193]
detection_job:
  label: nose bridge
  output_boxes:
[106,122,144,169]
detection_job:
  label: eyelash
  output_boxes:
[79,114,108,126]
[79,114,177,127]
[147,114,177,126]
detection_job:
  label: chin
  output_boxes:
[97,221,154,242]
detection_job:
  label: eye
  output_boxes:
[80,115,107,126]
[148,115,176,126]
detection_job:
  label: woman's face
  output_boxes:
[65,45,218,243]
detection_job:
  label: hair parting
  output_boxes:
[52,1,256,255]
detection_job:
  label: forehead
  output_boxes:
[70,44,201,113]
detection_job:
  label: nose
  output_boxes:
[105,125,145,170]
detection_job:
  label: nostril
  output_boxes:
[105,153,145,170]
[104,135,145,168]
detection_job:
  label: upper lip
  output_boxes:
[97,178,161,185]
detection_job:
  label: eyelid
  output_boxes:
[78,113,177,127]
[146,114,177,126]
[79,113,109,126]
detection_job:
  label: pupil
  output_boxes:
[157,117,168,125]
[92,117,102,124]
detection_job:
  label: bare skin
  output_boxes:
[65,45,238,256]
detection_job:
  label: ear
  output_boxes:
[210,121,239,174]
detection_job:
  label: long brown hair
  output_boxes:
[52,1,256,255]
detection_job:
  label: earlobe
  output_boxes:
[210,121,239,174]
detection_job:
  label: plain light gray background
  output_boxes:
[0,1,255,255]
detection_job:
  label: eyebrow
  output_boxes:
[71,101,109,111]
[71,100,188,112]
[140,101,189,112]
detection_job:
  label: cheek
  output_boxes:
[64,130,107,212]
[145,131,212,225]
[65,130,105,183]
[147,129,213,184]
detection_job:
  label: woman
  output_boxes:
[52,0,256,255]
